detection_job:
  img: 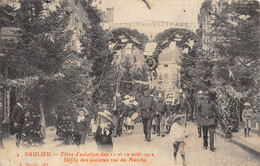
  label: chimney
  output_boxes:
[106,7,114,23]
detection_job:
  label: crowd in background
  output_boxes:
[10,86,260,151]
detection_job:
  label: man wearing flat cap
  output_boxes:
[138,86,155,142]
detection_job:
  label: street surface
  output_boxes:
[0,122,260,166]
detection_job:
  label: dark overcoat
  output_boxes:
[197,100,221,126]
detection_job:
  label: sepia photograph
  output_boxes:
[0,0,259,165]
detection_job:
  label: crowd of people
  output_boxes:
[9,85,260,165]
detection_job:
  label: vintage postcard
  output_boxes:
[0,0,259,166]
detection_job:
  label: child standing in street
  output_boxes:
[73,108,89,146]
[170,114,187,166]
[242,102,254,137]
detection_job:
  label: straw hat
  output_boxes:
[77,107,89,116]
[243,102,251,106]
[98,110,113,123]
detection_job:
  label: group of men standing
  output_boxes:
[138,87,191,142]
[138,86,223,152]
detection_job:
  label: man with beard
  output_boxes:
[197,91,222,152]
[138,86,155,142]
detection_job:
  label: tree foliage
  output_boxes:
[197,0,259,98]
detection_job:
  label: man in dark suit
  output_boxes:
[10,98,26,147]
[197,91,222,152]
[153,93,167,137]
[138,87,155,142]
[175,89,191,127]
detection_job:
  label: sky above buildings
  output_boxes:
[96,0,205,24]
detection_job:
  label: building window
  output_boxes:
[164,64,168,67]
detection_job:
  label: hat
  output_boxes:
[174,114,185,122]
[124,95,130,100]
[98,110,113,123]
[198,90,204,95]
[244,102,251,106]
[77,107,89,116]
[178,89,183,93]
